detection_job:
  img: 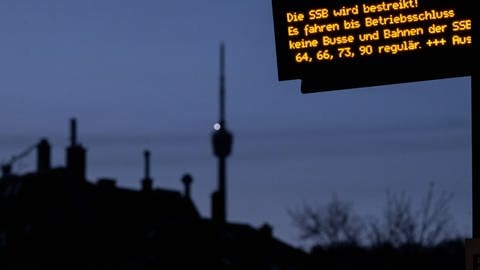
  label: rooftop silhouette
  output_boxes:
[0,45,308,270]
[0,119,308,269]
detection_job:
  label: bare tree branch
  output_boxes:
[289,195,363,246]
[290,183,454,248]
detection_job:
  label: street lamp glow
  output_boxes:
[214,123,221,131]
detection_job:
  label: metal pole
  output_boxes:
[473,72,479,238]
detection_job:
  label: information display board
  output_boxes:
[272,0,473,93]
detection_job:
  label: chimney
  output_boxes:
[66,118,87,180]
[181,174,193,199]
[141,150,153,192]
[259,223,273,238]
[37,138,51,173]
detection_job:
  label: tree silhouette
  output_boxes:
[290,183,454,248]
[288,194,364,246]
[367,182,454,247]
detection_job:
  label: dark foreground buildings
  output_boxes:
[0,45,308,269]
[0,120,466,269]
[0,119,308,269]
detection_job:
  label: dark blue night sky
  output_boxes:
[0,0,471,246]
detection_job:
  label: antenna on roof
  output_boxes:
[141,150,153,192]
[144,150,151,180]
[70,118,77,146]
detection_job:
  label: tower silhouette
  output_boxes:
[211,43,233,224]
